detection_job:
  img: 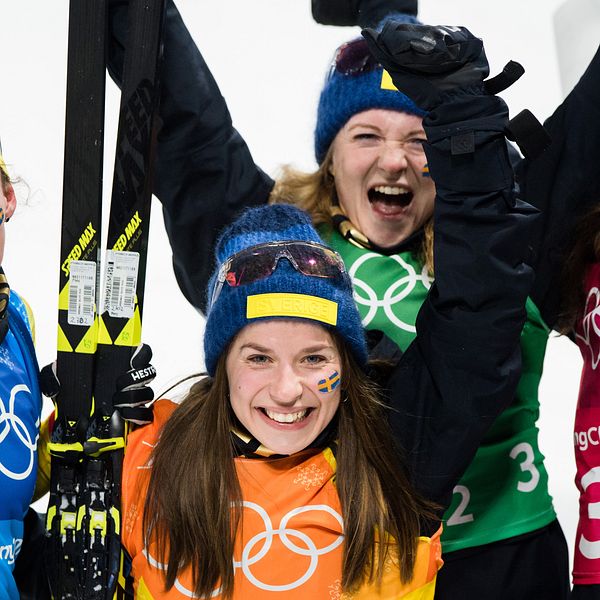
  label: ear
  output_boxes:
[326,151,336,178]
[3,184,16,219]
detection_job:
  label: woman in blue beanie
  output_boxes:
[273,27,570,600]
[118,23,538,600]
[105,1,600,597]
[272,29,575,595]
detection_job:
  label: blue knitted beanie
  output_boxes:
[314,13,426,164]
[204,204,368,375]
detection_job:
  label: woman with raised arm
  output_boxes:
[118,24,537,598]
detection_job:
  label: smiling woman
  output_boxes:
[122,204,440,599]
[226,320,343,456]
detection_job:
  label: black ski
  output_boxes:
[81,0,165,596]
[46,1,107,597]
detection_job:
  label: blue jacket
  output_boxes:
[0,293,41,599]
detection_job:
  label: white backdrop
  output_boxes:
[1,0,592,570]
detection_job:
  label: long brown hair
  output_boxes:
[558,203,600,333]
[144,331,436,598]
[270,150,435,274]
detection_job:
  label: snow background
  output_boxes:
[2,0,597,572]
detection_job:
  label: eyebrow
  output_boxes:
[239,343,271,353]
[347,122,380,132]
[238,343,335,354]
[347,123,425,137]
[298,345,336,355]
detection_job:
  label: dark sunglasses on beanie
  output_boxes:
[209,241,347,309]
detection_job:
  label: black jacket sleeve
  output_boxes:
[516,44,600,328]
[384,93,537,516]
[311,0,418,27]
[107,0,274,312]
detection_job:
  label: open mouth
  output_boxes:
[259,407,313,424]
[368,185,413,208]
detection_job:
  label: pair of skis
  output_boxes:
[46,1,165,597]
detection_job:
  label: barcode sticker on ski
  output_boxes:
[68,261,97,326]
[104,250,140,318]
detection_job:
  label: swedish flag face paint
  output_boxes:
[318,371,340,393]
[422,163,430,178]
[0,208,4,227]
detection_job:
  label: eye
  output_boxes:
[303,354,326,365]
[406,138,426,151]
[247,354,271,365]
[353,132,379,142]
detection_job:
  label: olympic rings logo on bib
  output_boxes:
[0,384,39,481]
[347,253,431,332]
[577,286,600,370]
[143,501,344,596]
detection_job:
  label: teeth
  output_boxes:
[264,408,309,423]
[373,186,407,196]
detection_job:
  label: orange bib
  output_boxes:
[122,400,442,599]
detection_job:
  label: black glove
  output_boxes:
[362,22,489,111]
[40,361,60,400]
[113,343,156,425]
[40,343,156,426]
[312,0,418,27]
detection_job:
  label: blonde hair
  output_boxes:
[0,159,10,194]
[270,151,434,274]
[270,147,337,227]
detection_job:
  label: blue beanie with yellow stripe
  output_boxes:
[314,14,426,164]
[204,204,368,375]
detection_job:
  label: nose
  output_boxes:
[378,142,408,175]
[269,363,303,405]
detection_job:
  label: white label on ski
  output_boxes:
[104,250,140,318]
[68,261,96,326]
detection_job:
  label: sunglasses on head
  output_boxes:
[209,241,347,310]
[329,38,380,78]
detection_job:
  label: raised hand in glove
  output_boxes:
[362,23,490,111]
[363,21,548,160]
